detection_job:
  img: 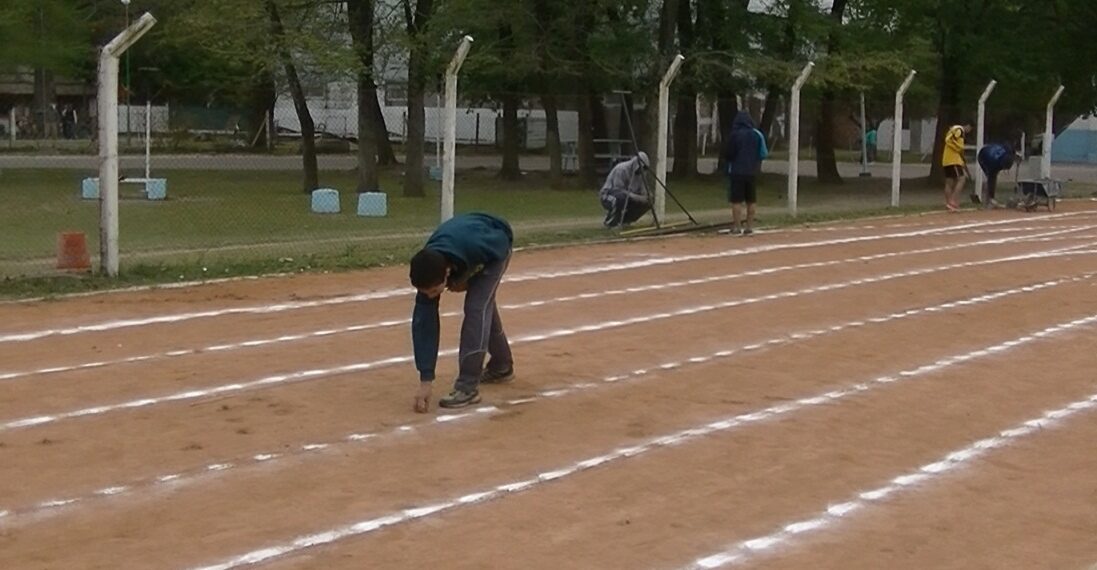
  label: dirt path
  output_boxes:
[1,206,1095,570]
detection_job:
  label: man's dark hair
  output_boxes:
[410,248,448,289]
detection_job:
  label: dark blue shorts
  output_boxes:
[728,175,757,204]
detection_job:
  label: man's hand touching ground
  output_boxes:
[414,382,433,413]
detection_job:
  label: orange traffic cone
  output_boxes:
[56,232,91,271]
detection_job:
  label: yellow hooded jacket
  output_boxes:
[942,125,966,167]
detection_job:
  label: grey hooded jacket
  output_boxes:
[599,151,650,200]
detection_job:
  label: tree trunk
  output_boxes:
[671,94,697,179]
[355,83,380,192]
[620,93,638,143]
[644,0,679,163]
[265,0,318,193]
[349,0,396,167]
[671,0,696,179]
[500,93,522,180]
[531,0,562,187]
[715,91,738,173]
[347,0,379,192]
[405,86,426,197]
[591,93,608,140]
[402,0,435,198]
[495,19,522,181]
[542,94,563,188]
[815,91,843,184]
[577,92,597,185]
[33,67,57,138]
[758,86,780,147]
[368,89,397,165]
[568,0,599,186]
[641,99,657,162]
[929,72,961,184]
[697,0,750,173]
[247,71,276,150]
[266,107,275,150]
[814,0,848,185]
[759,0,799,152]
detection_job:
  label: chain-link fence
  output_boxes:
[7,82,1078,284]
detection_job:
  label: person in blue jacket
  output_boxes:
[973,141,1019,209]
[409,213,515,412]
[723,111,768,235]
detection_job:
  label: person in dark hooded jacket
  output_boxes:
[722,111,767,235]
[973,141,1019,209]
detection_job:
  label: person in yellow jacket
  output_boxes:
[941,122,973,212]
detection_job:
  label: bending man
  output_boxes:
[410,212,515,412]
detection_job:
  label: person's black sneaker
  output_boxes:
[439,389,481,408]
[970,193,982,205]
[480,366,515,385]
[741,227,754,236]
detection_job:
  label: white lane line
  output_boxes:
[4,242,1095,433]
[183,311,1097,570]
[934,225,1089,235]
[5,274,1089,526]
[3,213,1087,344]
[681,392,1097,569]
[0,215,968,306]
[5,225,1086,383]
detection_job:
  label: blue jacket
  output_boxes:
[724,111,765,177]
[977,143,1016,173]
[412,213,513,381]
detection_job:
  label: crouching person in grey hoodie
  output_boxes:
[599,152,652,228]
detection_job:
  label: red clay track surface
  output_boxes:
[2,207,1096,570]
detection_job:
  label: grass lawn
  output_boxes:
[0,165,957,298]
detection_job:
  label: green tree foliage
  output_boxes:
[0,0,93,75]
[868,0,1097,180]
[5,0,1097,191]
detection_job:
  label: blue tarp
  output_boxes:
[1052,129,1097,164]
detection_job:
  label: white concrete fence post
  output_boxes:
[440,36,473,223]
[1042,85,1065,180]
[97,12,157,276]
[655,54,685,221]
[974,79,997,198]
[891,70,916,207]
[787,62,815,217]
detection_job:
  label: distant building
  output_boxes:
[0,68,96,139]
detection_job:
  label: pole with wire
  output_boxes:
[1042,85,1065,180]
[787,62,815,217]
[859,92,870,177]
[616,91,661,229]
[891,70,916,207]
[621,94,701,228]
[122,0,132,149]
[98,12,157,276]
[655,54,685,220]
[614,86,700,230]
[974,79,997,199]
